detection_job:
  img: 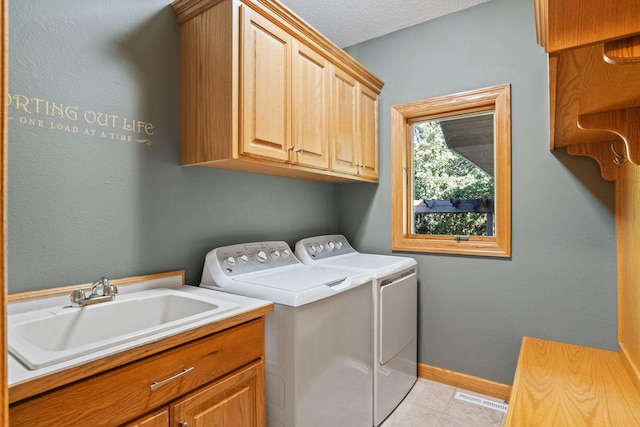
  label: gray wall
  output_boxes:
[341,0,618,384]
[7,0,618,387]
[8,0,338,292]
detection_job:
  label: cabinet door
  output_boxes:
[291,41,329,169]
[241,7,291,162]
[172,361,265,427]
[330,66,359,175]
[123,408,169,427]
[358,84,379,180]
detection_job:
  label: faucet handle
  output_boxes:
[104,284,118,296]
[70,289,86,304]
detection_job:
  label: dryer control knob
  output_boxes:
[256,250,268,263]
[327,242,335,251]
[272,250,281,259]
[225,256,236,266]
[282,249,291,257]
[238,254,249,264]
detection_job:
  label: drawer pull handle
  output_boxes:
[150,367,195,390]
[178,422,190,427]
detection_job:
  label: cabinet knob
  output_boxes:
[178,422,190,427]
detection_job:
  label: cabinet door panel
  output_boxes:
[123,408,169,427]
[241,8,291,161]
[359,84,379,179]
[292,42,329,169]
[330,67,358,175]
[172,361,265,427]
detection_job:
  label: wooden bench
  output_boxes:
[504,337,640,426]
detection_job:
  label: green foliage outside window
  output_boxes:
[412,120,494,236]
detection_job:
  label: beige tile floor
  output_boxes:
[380,378,508,427]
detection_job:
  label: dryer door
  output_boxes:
[379,270,417,364]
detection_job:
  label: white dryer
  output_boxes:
[200,241,373,427]
[295,235,417,426]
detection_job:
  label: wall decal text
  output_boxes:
[7,93,156,145]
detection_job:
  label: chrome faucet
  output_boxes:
[70,277,118,306]
[91,276,118,297]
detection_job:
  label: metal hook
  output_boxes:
[611,143,626,165]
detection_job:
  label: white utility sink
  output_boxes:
[8,288,240,370]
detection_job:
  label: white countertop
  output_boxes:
[8,274,272,386]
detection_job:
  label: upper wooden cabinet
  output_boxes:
[534,0,640,181]
[241,8,292,164]
[292,41,331,170]
[172,0,384,183]
[330,67,379,180]
[359,84,380,180]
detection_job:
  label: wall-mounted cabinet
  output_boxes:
[330,66,379,180]
[171,0,384,183]
[534,0,640,181]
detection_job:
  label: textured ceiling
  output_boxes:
[279,0,492,47]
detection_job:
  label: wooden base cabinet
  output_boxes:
[10,319,267,427]
[171,0,383,183]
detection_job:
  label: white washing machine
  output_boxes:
[200,241,373,427]
[295,235,417,426]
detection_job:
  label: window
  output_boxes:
[391,84,511,257]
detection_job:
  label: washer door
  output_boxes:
[379,271,417,364]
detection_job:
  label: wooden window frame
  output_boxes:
[391,84,511,257]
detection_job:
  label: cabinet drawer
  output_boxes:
[10,318,265,427]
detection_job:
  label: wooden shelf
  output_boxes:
[534,0,640,181]
[549,43,640,151]
[534,0,640,53]
[527,6,640,426]
[504,337,640,426]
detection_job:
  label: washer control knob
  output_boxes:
[238,254,249,264]
[282,249,291,257]
[225,256,236,266]
[272,250,281,259]
[256,250,268,263]
[317,244,324,252]
[309,245,316,253]
[336,241,343,249]
[327,241,335,251]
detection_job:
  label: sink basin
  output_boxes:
[8,288,240,370]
